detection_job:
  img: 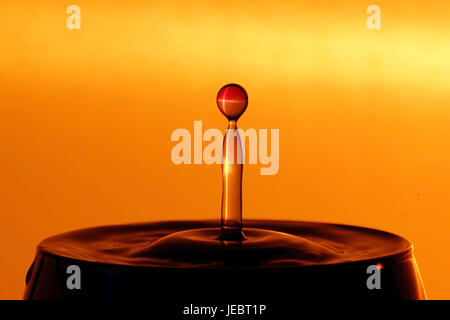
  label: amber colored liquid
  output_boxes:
[220,120,244,241]
[31,84,416,272]
[37,220,411,268]
[217,84,247,241]
[24,85,427,300]
[24,220,427,300]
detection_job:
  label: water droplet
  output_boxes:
[217,84,248,121]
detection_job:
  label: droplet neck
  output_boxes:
[219,120,244,241]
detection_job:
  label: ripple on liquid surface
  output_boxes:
[39,220,411,269]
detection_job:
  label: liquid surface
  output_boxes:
[39,220,411,269]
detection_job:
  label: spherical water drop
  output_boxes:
[217,84,248,120]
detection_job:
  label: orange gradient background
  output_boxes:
[1,0,450,299]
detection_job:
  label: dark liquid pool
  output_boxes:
[24,220,426,301]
